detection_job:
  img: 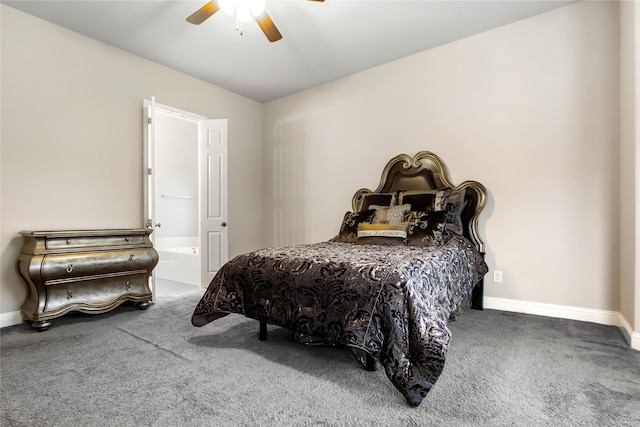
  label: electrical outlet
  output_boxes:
[493,270,503,283]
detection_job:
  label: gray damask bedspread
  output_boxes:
[191,234,488,407]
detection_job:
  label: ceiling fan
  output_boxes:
[187,0,325,43]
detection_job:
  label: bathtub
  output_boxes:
[166,246,199,255]
[155,237,201,286]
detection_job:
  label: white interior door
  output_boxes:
[200,119,228,287]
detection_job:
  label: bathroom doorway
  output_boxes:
[143,100,228,298]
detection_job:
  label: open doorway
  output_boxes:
[153,109,202,296]
[144,99,229,299]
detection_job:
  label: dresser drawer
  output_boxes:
[45,234,146,250]
[45,274,150,313]
[41,249,153,281]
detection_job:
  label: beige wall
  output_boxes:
[0,5,264,314]
[619,0,640,336]
[264,2,622,313]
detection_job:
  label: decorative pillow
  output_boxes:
[442,189,466,235]
[405,210,449,246]
[398,190,446,213]
[356,222,408,245]
[358,192,396,212]
[370,204,411,224]
[331,209,376,243]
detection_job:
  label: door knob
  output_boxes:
[221,222,227,227]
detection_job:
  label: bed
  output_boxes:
[191,151,488,407]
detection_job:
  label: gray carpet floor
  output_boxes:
[1,290,639,427]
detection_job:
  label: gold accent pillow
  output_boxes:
[369,204,411,224]
[357,222,408,245]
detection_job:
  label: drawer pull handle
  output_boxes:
[67,289,73,299]
[66,264,73,273]
[129,254,135,261]
[125,281,131,291]
[66,239,71,245]
[125,237,130,242]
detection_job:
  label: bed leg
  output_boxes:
[365,354,377,372]
[259,319,267,341]
[471,278,484,310]
[351,347,378,371]
[471,252,486,310]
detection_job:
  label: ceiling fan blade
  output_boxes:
[254,11,282,42]
[186,1,220,25]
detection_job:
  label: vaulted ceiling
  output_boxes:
[3,0,576,103]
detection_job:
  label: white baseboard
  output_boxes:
[483,297,620,324]
[617,312,640,351]
[1,310,23,328]
[484,296,640,351]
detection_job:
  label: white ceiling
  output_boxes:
[3,0,576,103]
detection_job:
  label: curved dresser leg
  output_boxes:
[31,320,53,332]
[137,301,152,310]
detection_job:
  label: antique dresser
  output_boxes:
[17,229,159,331]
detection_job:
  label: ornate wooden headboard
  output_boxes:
[352,151,487,253]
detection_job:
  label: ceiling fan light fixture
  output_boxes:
[249,0,266,17]
[236,7,252,23]
[219,0,266,22]
[188,0,312,42]
[218,0,235,16]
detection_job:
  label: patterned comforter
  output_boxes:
[191,234,488,407]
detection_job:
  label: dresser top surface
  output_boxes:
[21,229,153,238]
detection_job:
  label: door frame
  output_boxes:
[143,98,221,301]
